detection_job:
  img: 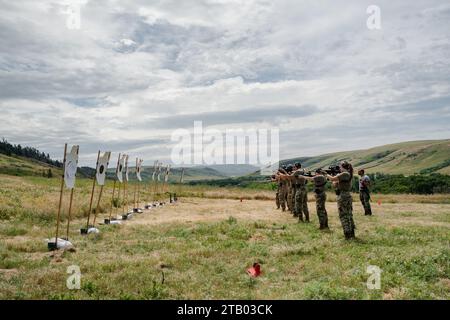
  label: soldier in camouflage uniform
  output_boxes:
[305,169,329,229]
[271,173,280,209]
[286,164,295,213]
[277,166,289,212]
[293,165,310,222]
[327,161,356,239]
[289,163,300,217]
[358,169,372,216]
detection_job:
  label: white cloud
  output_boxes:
[0,0,449,165]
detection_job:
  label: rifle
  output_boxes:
[324,165,341,176]
[266,174,277,182]
[298,170,314,177]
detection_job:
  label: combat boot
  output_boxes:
[344,230,355,240]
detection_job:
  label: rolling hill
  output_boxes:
[281,139,450,175]
[106,165,258,182]
[0,153,62,177]
[1,139,449,180]
[132,166,228,182]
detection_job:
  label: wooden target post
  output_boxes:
[122,176,127,214]
[65,188,74,240]
[92,184,104,225]
[52,143,67,249]
[122,155,129,215]
[176,167,185,202]
[133,157,138,209]
[82,150,100,234]
[49,144,79,250]
[153,163,160,202]
[108,153,121,223]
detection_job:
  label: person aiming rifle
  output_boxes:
[326,161,356,240]
[277,163,310,222]
[275,165,289,212]
[292,163,310,222]
[358,169,372,216]
[286,164,295,213]
[270,172,281,209]
[303,168,329,230]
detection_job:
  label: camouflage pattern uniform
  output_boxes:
[359,175,372,216]
[278,179,288,212]
[287,180,296,213]
[336,172,356,239]
[289,182,297,215]
[313,174,328,229]
[359,190,372,215]
[275,182,280,209]
[302,184,309,218]
[294,173,309,222]
[286,179,292,212]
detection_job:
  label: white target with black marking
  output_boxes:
[164,164,171,182]
[64,145,79,189]
[96,151,111,186]
[117,154,127,183]
[151,160,158,181]
[157,162,162,181]
[136,158,144,182]
[124,155,129,182]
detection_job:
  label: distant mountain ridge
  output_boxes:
[280,139,450,175]
[1,139,449,179]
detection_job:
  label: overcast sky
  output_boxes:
[0,0,449,166]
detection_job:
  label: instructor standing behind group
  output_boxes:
[358,169,372,216]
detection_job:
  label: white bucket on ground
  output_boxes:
[46,238,73,249]
[87,227,100,234]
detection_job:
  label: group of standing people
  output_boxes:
[272,161,373,240]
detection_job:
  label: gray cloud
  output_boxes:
[371,95,450,113]
[141,105,319,129]
[0,0,449,165]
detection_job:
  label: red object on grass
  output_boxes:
[247,263,261,277]
[377,200,382,206]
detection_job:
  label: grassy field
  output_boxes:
[0,154,62,177]
[0,174,449,299]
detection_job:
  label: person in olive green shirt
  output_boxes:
[270,174,280,209]
[304,169,329,229]
[293,171,309,222]
[276,166,289,212]
[327,161,356,239]
[358,169,372,216]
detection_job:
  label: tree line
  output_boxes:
[188,172,450,194]
[0,138,62,167]
[361,173,450,194]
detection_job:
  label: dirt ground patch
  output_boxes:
[106,198,450,230]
